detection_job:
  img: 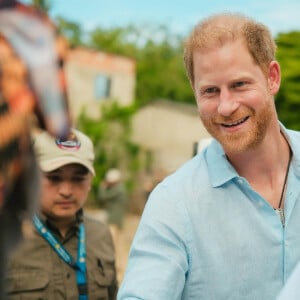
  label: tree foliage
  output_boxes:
[30,0,51,13]
[76,103,141,205]
[275,31,300,130]
[88,24,194,106]
[55,16,84,47]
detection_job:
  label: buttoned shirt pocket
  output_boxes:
[6,270,49,300]
[88,259,117,300]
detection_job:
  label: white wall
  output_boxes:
[131,100,211,173]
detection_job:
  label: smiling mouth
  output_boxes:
[221,116,249,128]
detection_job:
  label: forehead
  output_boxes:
[193,40,252,74]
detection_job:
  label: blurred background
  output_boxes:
[19,0,300,282]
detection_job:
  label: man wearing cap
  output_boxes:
[5,128,118,300]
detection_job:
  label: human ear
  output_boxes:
[268,61,281,95]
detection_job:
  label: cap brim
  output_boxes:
[39,157,95,176]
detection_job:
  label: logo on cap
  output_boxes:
[55,132,81,151]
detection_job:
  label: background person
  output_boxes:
[118,12,300,300]
[97,168,128,282]
[6,128,118,299]
[98,168,128,234]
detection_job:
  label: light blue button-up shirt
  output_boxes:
[118,126,300,300]
[277,260,300,300]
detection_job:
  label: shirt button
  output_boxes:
[66,273,71,279]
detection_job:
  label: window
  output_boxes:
[94,74,111,100]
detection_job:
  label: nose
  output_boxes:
[58,181,72,198]
[217,89,240,116]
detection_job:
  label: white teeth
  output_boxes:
[223,117,248,127]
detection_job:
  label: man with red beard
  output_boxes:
[118,13,300,300]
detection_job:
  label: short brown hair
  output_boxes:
[183,13,276,85]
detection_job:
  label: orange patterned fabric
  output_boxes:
[0,1,71,277]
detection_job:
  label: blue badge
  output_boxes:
[55,132,81,151]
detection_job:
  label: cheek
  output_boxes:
[244,90,271,111]
[39,180,55,207]
[77,182,91,200]
[197,99,217,118]
[39,190,52,212]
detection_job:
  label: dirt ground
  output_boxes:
[85,208,141,284]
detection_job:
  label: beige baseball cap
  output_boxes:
[33,128,95,175]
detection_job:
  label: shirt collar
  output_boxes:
[205,139,238,187]
[281,123,300,177]
[205,122,300,187]
[37,209,83,238]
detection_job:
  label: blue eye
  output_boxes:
[205,87,219,94]
[233,81,246,88]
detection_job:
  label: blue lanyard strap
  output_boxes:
[33,215,88,300]
[77,223,88,300]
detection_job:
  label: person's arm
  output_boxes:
[117,184,190,300]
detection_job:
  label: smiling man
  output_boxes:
[118,13,300,300]
[6,128,118,300]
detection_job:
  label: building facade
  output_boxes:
[65,48,136,120]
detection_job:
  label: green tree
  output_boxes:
[89,25,138,57]
[136,37,194,106]
[30,0,51,13]
[76,102,141,207]
[55,17,83,47]
[275,31,300,130]
[88,24,194,106]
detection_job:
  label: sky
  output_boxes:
[22,0,300,36]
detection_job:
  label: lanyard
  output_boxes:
[33,215,88,300]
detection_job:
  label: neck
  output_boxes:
[227,127,290,180]
[226,128,292,208]
[277,146,292,209]
[47,215,76,238]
